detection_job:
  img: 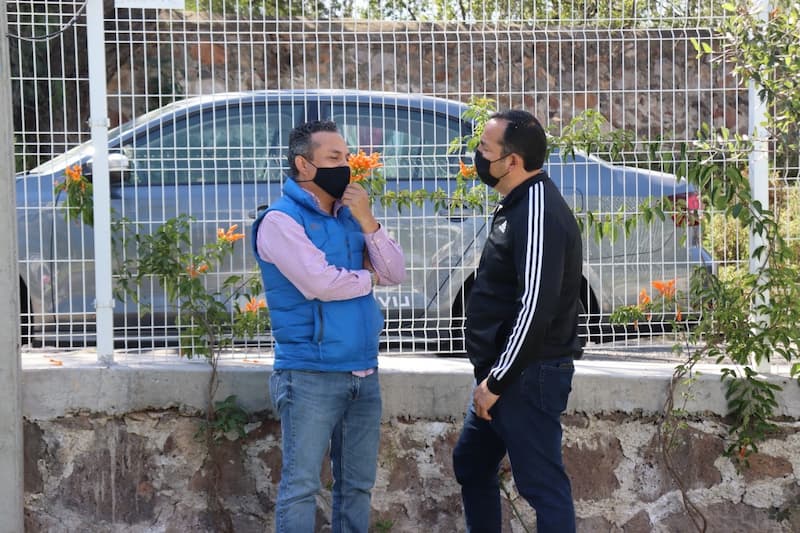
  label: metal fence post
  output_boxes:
[748,0,771,374]
[87,0,114,364]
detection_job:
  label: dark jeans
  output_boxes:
[453,357,576,533]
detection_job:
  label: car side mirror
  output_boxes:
[83,153,132,185]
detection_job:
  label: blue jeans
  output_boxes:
[269,369,382,533]
[453,357,576,533]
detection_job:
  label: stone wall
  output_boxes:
[19,354,800,532]
[11,5,747,168]
[108,12,744,143]
[23,409,800,532]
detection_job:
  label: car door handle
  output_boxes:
[437,209,465,223]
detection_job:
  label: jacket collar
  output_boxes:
[500,170,550,209]
[283,177,344,217]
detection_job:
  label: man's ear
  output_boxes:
[295,155,311,177]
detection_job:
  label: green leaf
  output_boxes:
[223,274,243,287]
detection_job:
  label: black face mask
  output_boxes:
[299,159,351,199]
[474,149,511,188]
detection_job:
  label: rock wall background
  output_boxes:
[110,13,747,139]
[9,3,746,168]
[24,410,800,532]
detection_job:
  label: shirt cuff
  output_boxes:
[364,223,385,241]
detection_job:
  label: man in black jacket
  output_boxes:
[453,110,583,533]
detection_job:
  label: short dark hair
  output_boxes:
[287,120,339,178]
[491,110,547,171]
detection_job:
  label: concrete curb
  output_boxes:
[21,352,800,421]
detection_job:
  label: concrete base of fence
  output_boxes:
[21,352,800,532]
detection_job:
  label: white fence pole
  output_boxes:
[748,0,771,374]
[0,0,24,529]
[87,0,114,364]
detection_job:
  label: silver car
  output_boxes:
[16,90,712,348]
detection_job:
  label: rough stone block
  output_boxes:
[564,433,623,500]
[634,426,723,502]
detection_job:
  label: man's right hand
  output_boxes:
[342,183,380,233]
[363,253,379,286]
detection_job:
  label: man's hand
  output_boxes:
[363,253,374,271]
[342,183,379,233]
[473,378,500,421]
[363,253,380,285]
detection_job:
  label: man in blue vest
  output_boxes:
[253,120,406,532]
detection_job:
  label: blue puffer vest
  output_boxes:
[252,178,383,371]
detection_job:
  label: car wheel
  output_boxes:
[19,281,34,347]
[581,280,617,344]
[436,280,471,357]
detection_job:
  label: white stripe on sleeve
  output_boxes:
[491,183,545,381]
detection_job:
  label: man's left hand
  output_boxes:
[473,378,500,421]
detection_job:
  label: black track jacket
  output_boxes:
[465,171,584,395]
